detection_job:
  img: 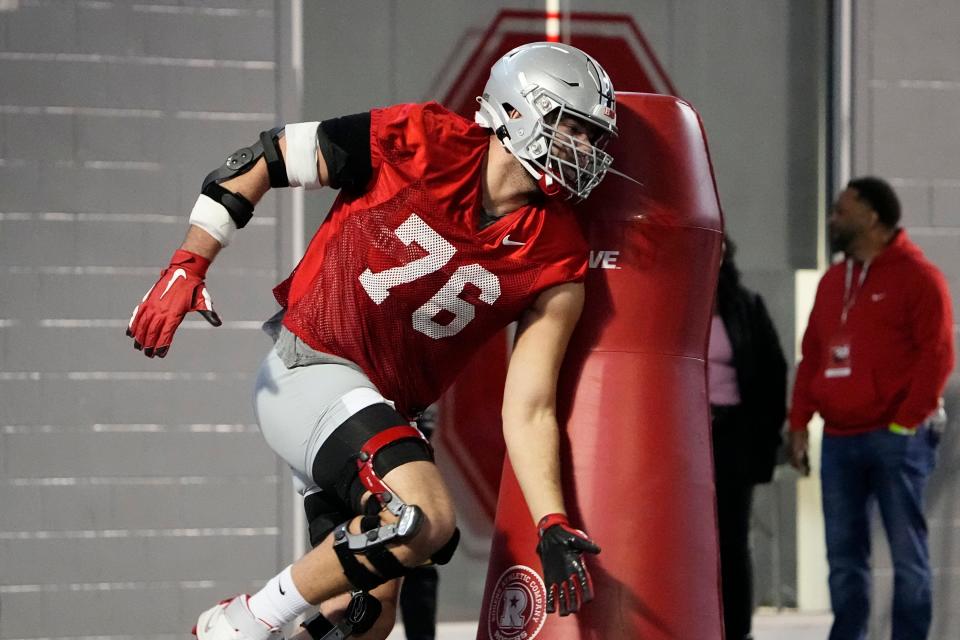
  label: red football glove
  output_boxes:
[126,249,221,358]
[536,513,600,616]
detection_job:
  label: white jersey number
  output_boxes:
[358,214,456,304]
[359,213,502,338]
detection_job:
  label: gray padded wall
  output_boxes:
[0,0,833,634]
[0,1,294,638]
[848,1,960,637]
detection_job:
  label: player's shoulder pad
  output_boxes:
[372,102,485,164]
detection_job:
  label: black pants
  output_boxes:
[400,565,438,639]
[399,413,439,640]
[711,405,755,640]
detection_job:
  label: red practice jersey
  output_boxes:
[275,102,588,417]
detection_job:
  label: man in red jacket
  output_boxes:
[789,176,954,640]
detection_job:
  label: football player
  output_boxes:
[127,42,618,640]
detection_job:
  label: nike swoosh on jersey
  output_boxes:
[160,268,187,299]
[502,235,526,246]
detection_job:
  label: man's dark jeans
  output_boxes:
[821,424,939,640]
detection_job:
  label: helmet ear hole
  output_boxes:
[526,137,548,159]
[501,103,520,118]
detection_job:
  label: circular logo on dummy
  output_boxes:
[487,564,547,640]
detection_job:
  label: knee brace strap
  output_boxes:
[315,403,433,512]
[430,527,460,566]
[300,591,382,639]
[332,503,423,591]
[304,491,351,547]
[333,540,387,591]
[356,425,429,517]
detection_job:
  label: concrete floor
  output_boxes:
[385,610,834,639]
[753,611,833,639]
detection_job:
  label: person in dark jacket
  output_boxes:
[399,406,440,640]
[709,234,788,640]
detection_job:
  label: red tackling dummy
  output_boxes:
[476,93,724,639]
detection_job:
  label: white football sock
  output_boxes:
[247,565,313,628]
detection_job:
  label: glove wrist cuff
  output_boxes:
[169,249,211,278]
[537,513,569,533]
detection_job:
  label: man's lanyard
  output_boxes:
[841,258,870,325]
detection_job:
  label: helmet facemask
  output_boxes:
[526,101,614,201]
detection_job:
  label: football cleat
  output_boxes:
[193,595,282,640]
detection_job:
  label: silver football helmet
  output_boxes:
[475,42,618,200]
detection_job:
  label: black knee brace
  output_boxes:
[332,425,430,591]
[313,403,434,511]
[304,403,433,545]
[308,404,461,591]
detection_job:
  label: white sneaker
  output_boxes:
[193,595,282,640]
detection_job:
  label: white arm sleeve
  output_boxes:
[285,121,323,190]
[189,194,237,247]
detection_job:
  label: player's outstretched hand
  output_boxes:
[536,513,600,616]
[126,249,221,358]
